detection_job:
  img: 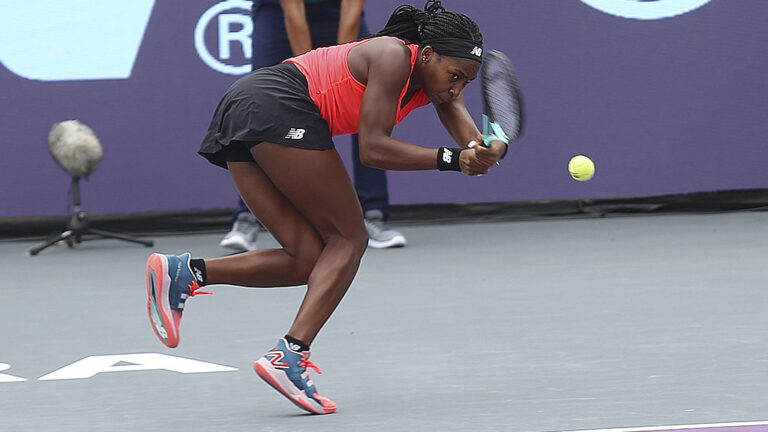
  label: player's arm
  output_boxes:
[434,93,482,148]
[435,96,506,166]
[355,39,486,174]
[357,41,435,170]
[337,0,364,44]
[280,0,312,55]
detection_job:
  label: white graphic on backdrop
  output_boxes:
[0,0,155,81]
[580,0,713,20]
[195,0,254,75]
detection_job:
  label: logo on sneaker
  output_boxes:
[285,128,305,140]
[148,269,169,339]
[470,46,483,57]
[442,148,454,164]
[173,261,182,282]
[265,351,289,368]
[150,310,168,338]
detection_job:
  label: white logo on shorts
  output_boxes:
[470,46,483,57]
[285,128,306,140]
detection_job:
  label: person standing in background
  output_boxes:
[219,0,408,252]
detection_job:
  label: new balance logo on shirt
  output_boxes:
[470,46,483,57]
[285,128,305,139]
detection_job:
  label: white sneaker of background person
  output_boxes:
[219,212,263,252]
[364,209,406,249]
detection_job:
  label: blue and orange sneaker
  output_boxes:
[253,338,337,414]
[145,252,210,348]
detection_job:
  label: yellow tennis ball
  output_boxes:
[568,155,595,181]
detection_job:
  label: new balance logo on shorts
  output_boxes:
[285,128,305,139]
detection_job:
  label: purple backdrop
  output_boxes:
[1,0,766,218]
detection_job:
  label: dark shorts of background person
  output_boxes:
[198,62,334,169]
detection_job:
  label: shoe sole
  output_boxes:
[253,358,336,414]
[145,253,180,348]
[368,234,407,249]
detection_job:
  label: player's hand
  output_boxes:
[459,147,489,176]
[474,140,506,166]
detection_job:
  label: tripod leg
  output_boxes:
[88,228,154,247]
[29,231,74,256]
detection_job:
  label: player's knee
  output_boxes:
[350,225,369,259]
[295,255,317,282]
[327,228,367,263]
[287,239,323,283]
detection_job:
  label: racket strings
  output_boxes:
[482,52,523,140]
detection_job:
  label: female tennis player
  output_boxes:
[145,0,506,414]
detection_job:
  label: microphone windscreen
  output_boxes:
[48,120,103,178]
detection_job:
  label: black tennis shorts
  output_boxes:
[198,62,334,169]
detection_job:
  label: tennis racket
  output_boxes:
[470,49,524,149]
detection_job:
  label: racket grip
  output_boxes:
[483,121,510,147]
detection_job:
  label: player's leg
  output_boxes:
[145,146,325,348]
[239,142,368,344]
[240,142,368,415]
[205,159,325,288]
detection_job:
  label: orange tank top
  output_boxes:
[286,38,429,136]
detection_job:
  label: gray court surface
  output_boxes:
[2,211,767,432]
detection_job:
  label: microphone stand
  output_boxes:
[29,176,153,255]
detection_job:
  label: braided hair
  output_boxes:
[375,1,483,61]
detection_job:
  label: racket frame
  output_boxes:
[479,49,523,147]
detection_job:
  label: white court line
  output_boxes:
[559,420,768,432]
